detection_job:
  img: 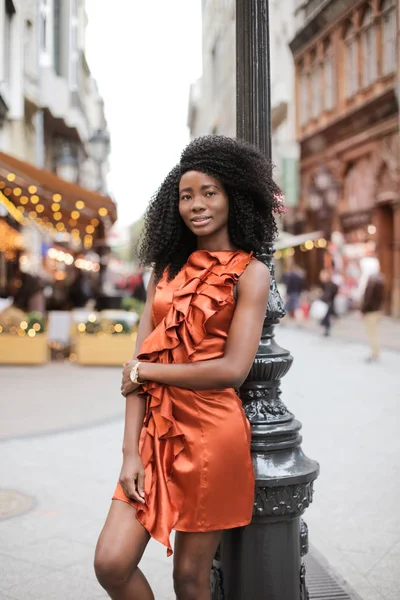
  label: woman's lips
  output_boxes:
[190,217,212,228]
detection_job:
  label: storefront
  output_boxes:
[0,150,117,300]
[0,216,24,298]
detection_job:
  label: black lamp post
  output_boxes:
[211,2,320,599]
[88,129,110,193]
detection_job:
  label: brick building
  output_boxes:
[289,0,399,315]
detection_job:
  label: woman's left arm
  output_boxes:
[123,259,270,392]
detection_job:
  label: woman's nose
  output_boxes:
[191,195,206,211]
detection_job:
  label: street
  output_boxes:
[0,326,399,600]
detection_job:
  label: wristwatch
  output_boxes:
[129,362,144,385]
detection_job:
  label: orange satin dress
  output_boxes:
[113,249,255,556]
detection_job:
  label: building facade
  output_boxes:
[0,0,115,293]
[0,0,109,193]
[188,0,236,139]
[290,0,399,315]
[188,0,299,205]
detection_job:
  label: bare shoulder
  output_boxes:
[241,257,270,286]
[238,257,270,298]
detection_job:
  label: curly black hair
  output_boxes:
[138,135,283,281]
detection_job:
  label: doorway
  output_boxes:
[375,203,394,315]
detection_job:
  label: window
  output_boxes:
[324,41,335,110]
[344,24,358,97]
[53,0,62,76]
[24,19,36,77]
[211,36,222,98]
[311,55,321,118]
[361,7,377,87]
[299,67,309,125]
[40,0,50,52]
[39,0,53,66]
[69,0,79,90]
[3,0,16,87]
[381,0,396,75]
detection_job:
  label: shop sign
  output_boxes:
[340,210,372,232]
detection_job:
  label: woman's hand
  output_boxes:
[119,452,146,504]
[121,360,140,396]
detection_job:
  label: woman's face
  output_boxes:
[178,171,229,239]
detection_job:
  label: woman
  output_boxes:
[94,135,282,600]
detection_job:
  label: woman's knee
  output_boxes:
[173,563,208,599]
[94,542,137,590]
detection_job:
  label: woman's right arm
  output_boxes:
[119,272,157,503]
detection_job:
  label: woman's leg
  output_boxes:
[94,500,153,600]
[173,530,222,600]
[364,311,380,360]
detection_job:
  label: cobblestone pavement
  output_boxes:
[0,326,399,599]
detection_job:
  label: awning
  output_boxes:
[275,230,324,250]
[0,151,117,248]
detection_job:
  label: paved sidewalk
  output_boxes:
[0,364,124,440]
[0,326,399,599]
[282,312,400,353]
[0,421,174,600]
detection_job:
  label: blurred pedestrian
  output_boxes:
[282,263,305,321]
[11,272,45,314]
[94,135,282,598]
[131,268,147,303]
[68,268,91,308]
[319,269,338,337]
[361,266,384,363]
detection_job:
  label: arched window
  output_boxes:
[324,40,335,110]
[299,65,309,125]
[361,6,377,87]
[344,24,358,97]
[381,0,396,75]
[311,53,321,118]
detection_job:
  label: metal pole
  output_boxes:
[236,0,271,159]
[216,2,320,598]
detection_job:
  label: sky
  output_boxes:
[85,0,203,236]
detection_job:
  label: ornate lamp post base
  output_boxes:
[218,242,319,599]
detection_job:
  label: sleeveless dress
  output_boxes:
[113,249,255,556]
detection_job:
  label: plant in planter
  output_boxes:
[0,311,49,365]
[121,297,145,318]
[74,317,137,366]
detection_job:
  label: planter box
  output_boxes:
[0,334,49,365]
[75,333,137,366]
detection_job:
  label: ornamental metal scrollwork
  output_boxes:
[300,563,309,600]
[300,519,309,557]
[210,565,224,600]
[249,356,293,382]
[254,483,314,517]
[266,277,286,321]
[243,397,290,422]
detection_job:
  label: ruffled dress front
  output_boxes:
[113,250,255,555]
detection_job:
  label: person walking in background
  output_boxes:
[319,269,339,337]
[282,263,305,321]
[361,267,384,363]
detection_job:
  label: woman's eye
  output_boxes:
[206,191,216,197]
[180,194,191,201]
